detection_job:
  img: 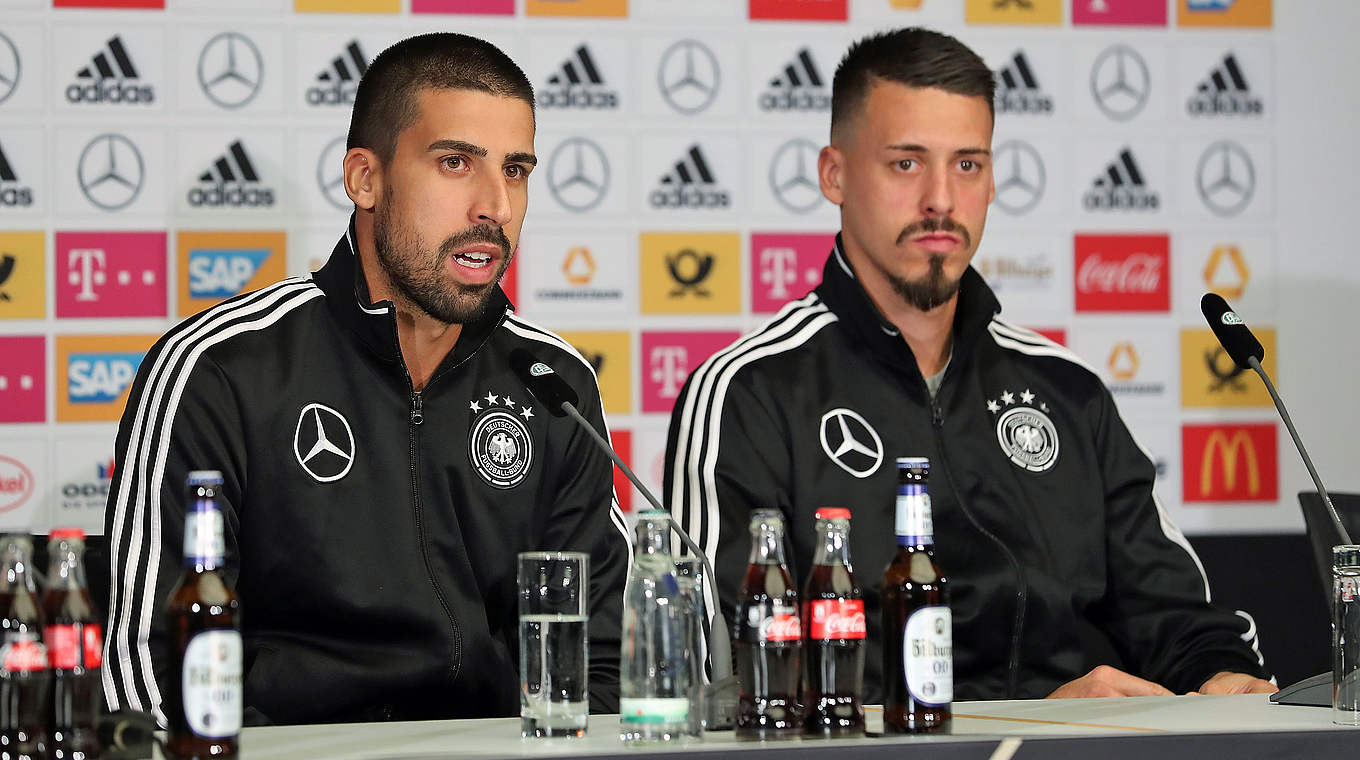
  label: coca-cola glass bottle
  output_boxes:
[802,508,865,737]
[0,535,49,760]
[44,527,102,760]
[735,509,801,741]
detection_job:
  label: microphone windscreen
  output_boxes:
[509,348,579,417]
[1200,292,1265,370]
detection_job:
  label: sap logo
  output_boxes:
[68,352,142,403]
[189,248,270,298]
[1188,0,1232,8]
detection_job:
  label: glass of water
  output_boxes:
[1333,545,1360,726]
[518,551,589,738]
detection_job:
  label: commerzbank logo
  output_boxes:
[1182,423,1277,502]
[1203,244,1249,299]
[67,36,155,106]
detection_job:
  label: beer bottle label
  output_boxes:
[743,600,801,642]
[808,599,866,640]
[184,509,226,565]
[903,606,952,706]
[44,623,102,670]
[895,486,933,545]
[619,697,690,725]
[182,630,243,738]
[0,631,48,673]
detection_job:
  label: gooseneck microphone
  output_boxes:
[509,348,739,728]
[1200,293,1352,546]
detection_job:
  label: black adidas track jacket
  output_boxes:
[104,219,630,725]
[665,237,1268,701]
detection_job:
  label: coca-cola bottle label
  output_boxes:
[903,606,952,706]
[744,601,802,642]
[0,631,48,673]
[895,485,933,545]
[619,697,690,725]
[808,599,866,640]
[44,623,102,670]
[182,630,242,738]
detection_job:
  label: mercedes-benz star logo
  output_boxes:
[293,403,355,483]
[1090,44,1149,121]
[316,136,349,211]
[818,408,884,479]
[993,140,1046,215]
[197,32,263,109]
[768,138,823,213]
[1196,140,1255,217]
[546,137,610,212]
[77,134,144,211]
[0,33,20,106]
[657,40,720,115]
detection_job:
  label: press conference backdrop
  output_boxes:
[0,0,1347,548]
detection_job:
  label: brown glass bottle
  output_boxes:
[165,472,241,760]
[43,528,102,760]
[881,457,951,734]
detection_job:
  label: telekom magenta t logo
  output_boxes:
[640,331,741,414]
[56,231,166,318]
[0,336,45,423]
[750,232,832,314]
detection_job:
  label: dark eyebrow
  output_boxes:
[506,152,538,167]
[427,140,536,167]
[885,144,991,157]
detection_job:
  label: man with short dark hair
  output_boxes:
[665,27,1274,702]
[105,33,630,725]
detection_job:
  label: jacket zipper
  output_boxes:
[408,388,462,682]
[929,386,1029,699]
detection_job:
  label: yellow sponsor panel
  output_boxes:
[178,231,288,317]
[965,0,1061,25]
[890,0,924,7]
[639,232,741,315]
[526,0,627,17]
[1180,328,1276,407]
[1178,0,1271,28]
[0,232,45,319]
[56,334,158,423]
[559,331,631,415]
[295,0,398,12]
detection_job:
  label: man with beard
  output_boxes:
[104,33,630,726]
[664,28,1273,706]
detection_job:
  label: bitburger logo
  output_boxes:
[67,36,154,105]
[650,144,730,210]
[188,140,275,208]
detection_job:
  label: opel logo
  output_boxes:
[316,136,349,211]
[0,33,20,106]
[993,140,1045,214]
[1196,140,1255,217]
[293,403,355,483]
[197,32,263,109]
[818,408,884,479]
[546,137,610,212]
[1090,44,1149,121]
[768,138,823,213]
[77,134,144,211]
[657,40,720,115]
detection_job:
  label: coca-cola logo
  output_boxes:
[809,600,866,640]
[1,637,48,673]
[0,456,34,513]
[1073,234,1170,312]
[759,613,802,642]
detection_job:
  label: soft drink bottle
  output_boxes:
[43,528,102,760]
[0,535,49,760]
[735,509,801,741]
[801,508,865,737]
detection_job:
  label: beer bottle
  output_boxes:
[43,528,102,759]
[165,472,241,760]
[881,458,951,733]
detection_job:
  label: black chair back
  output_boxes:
[1297,491,1360,608]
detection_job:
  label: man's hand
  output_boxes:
[1196,671,1277,695]
[1045,665,1175,698]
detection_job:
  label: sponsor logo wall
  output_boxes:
[0,1,1281,533]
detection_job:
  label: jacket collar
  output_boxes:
[815,233,1001,387]
[311,214,513,371]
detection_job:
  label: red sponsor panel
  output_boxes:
[1181,423,1278,502]
[750,0,846,20]
[750,232,832,314]
[611,430,632,512]
[0,336,46,423]
[1072,0,1167,26]
[412,0,513,12]
[56,232,167,318]
[1032,328,1067,346]
[500,251,520,308]
[1073,234,1170,312]
[54,0,164,7]
[640,331,741,414]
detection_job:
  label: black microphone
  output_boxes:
[509,349,739,729]
[1201,292,1264,370]
[98,710,158,758]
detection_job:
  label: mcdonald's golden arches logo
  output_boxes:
[1181,423,1277,502]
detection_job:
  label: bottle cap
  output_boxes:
[895,457,930,468]
[1335,545,1360,570]
[49,527,86,542]
[187,470,224,486]
[814,507,851,521]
